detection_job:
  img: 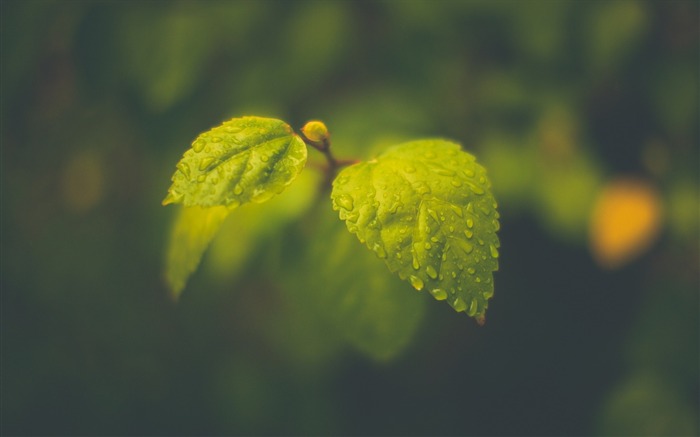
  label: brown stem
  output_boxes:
[301,135,359,188]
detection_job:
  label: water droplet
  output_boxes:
[413,182,431,195]
[456,239,473,254]
[464,229,473,239]
[468,182,485,195]
[466,218,474,228]
[372,243,387,259]
[199,157,215,171]
[412,254,420,270]
[176,162,191,178]
[449,225,455,232]
[427,208,439,223]
[424,242,432,250]
[335,194,354,211]
[197,175,206,182]
[409,275,424,291]
[396,252,402,259]
[211,136,223,143]
[233,185,243,195]
[489,244,499,259]
[478,204,492,216]
[192,139,206,152]
[493,219,501,231]
[463,169,475,178]
[430,288,447,300]
[478,239,485,246]
[451,205,463,217]
[224,125,242,134]
[336,176,349,185]
[453,297,467,312]
[451,179,463,187]
[468,299,478,316]
[261,154,269,162]
[426,265,438,279]
[467,267,476,274]
[451,271,457,278]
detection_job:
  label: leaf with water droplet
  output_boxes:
[164,163,320,299]
[163,116,307,208]
[331,139,500,322]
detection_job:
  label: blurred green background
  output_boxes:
[2,0,698,435]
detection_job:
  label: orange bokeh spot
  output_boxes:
[589,178,663,269]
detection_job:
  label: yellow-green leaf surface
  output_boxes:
[163,116,307,208]
[165,205,231,298]
[332,140,500,322]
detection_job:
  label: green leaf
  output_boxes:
[331,139,500,322]
[165,205,231,298]
[163,116,307,208]
[298,204,425,361]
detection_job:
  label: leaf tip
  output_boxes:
[162,190,182,206]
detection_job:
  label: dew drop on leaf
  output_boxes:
[411,254,420,270]
[426,265,438,279]
[198,157,215,171]
[192,139,206,152]
[468,299,479,316]
[430,288,448,300]
[335,193,354,211]
[372,242,387,259]
[469,183,485,195]
[453,297,467,312]
[177,162,191,178]
[489,244,499,259]
[409,275,424,291]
